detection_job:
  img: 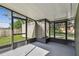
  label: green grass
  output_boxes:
[0,32,74,46]
[50,30,74,40]
[0,35,25,46]
[14,35,25,42]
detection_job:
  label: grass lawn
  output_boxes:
[0,35,25,46]
[50,31,74,40]
[0,32,74,46]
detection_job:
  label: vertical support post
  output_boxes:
[74,15,76,56]
[45,19,46,38]
[54,21,55,39]
[49,22,51,37]
[25,17,27,44]
[11,11,14,49]
[65,21,67,41]
[65,20,68,44]
[35,21,37,39]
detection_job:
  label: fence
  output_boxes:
[0,28,21,37]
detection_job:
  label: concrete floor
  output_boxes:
[32,42,75,56]
[0,44,49,56]
[0,41,75,56]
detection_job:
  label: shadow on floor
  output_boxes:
[32,42,75,56]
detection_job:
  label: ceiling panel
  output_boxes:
[0,3,78,21]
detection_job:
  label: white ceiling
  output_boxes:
[0,3,78,21]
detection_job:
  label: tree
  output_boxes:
[10,19,25,29]
[14,20,22,29]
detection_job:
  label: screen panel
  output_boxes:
[67,19,75,40]
[55,22,66,39]
[13,12,26,19]
[50,23,54,37]
[0,6,12,53]
[13,18,26,34]
[14,34,26,42]
[13,18,26,43]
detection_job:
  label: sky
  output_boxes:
[0,7,11,28]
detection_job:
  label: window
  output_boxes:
[0,6,27,50]
[13,18,26,34]
[0,7,12,46]
[13,18,26,43]
[14,34,26,42]
[55,22,66,39]
[67,19,75,40]
[50,22,54,37]
[13,12,26,19]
